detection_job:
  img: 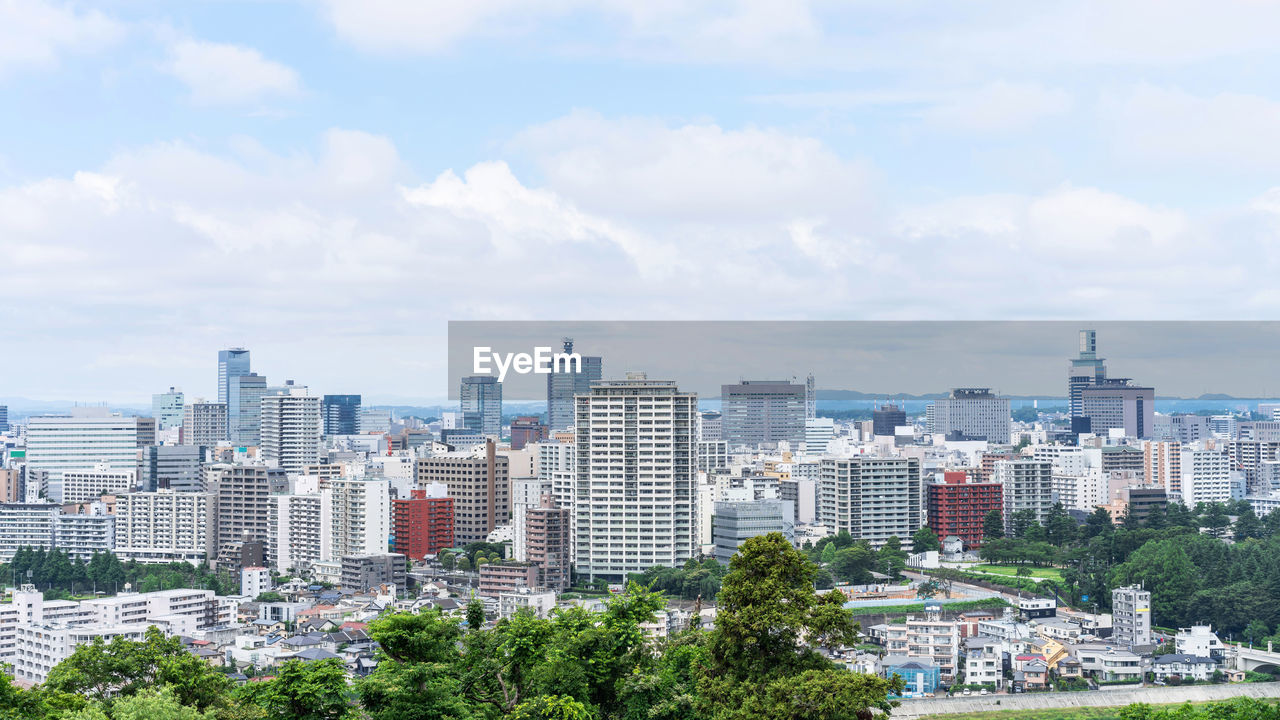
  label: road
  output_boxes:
[891,682,1280,719]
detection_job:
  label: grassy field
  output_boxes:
[969,564,1064,581]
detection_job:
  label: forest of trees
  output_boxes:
[0,534,905,720]
[1,548,236,598]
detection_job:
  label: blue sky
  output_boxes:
[5,0,1280,403]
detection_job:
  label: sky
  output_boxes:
[6,1,1280,404]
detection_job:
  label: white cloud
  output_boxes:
[1108,84,1280,170]
[0,0,124,75]
[163,38,301,106]
[920,82,1072,132]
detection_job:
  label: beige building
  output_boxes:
[416,440,509,545]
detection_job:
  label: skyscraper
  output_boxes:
[259,387,323,472]
[228,373,268,445]
[927,389,1011,443]
[416,440,510,544]
[217,348,251,404]
[818,457,923,549]
[182,401,227,446]
[574,374,698,581]
[872,404,907,437]
[720,380,807,448]
[546,338,602,431]
[0,405,7,434]
[322,394,362,435]
[1080,380,1154,439]
[1068,330,1107,427]
[460,375,502,436]
[151,387,185,430]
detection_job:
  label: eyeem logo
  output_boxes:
[473,346,581,382]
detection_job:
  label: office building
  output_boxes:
[138,444,207,492]
[0,405,7,434]
[1112,585,1152,648]
[546,338,603,431]
[1068,330,1108,427]
[1180,449,1243,504]
[114,490,214,565]
[720,380,807,447]
[699,411,722,441]
[341,553,406,593]
[509,416,548,450]
[151,388,184,430]
[25,412,152,484]
[416,441,510,545]
[995,459,1054,532]
[927,389,1011,443]
[228,373,269,445]
[322,394,361,436]
[926,471,1002,549]
[460,375,502,437]
[712,499,795,563]
[574,375,698,581]
[182,402,227,446]
[1080,380,1154,439]
[260,387,322,473]
[804,417,835,454]
[873,404,907,437]
[391,489,454,560]
[217,348,251,405]
[818,457,923,549]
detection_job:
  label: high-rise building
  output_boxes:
[926,471,1002,549]
[512,477,553,561]
[321,395,361,436]
[1111,585,1152,648]
[391,489,454,560]
[138,444,207,492]
[873,404,907,437]
[805,373,816,420]
[720,380,807,448]
[151,388,184,430]
[927,389,1011,443]
[0,405,8,434]
[524,494,571,591]
[1068,330,1107,426]
[804,417,834,454]
[52,504,116,560]
[217,348,250,405]
[699,411,722,441]
[574,375,698,581]
[1180,448,1243,505]
[1143,441,1183,498]
[328,477,391,559]
[0,503,59,560]
[460,375,502,437]
[416,440,510,545]
[62,467,136,503]
[204,464,283,569]
[1080,380,1154,439]
[260,387,322,473]
[341,554,407,594]
[509,416,547,450]
[546,338,603,431]
[995,459,1054,532]
[113,490,214,564]
[25,412,153,485]
[818,457,922,549]
[228,373,268,445]
[182,402,227,446]
[269,490,333,573]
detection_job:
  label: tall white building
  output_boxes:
[25,412,151,485]
[62,466,137,504]
[260,387,322,473]
[114,490,214,564]
[818,457,922,549]
[996,459,1054,532]
[53,504,115,560]
[270,491,334,573]
[328,477,390,559]
[573,375,697,581]
[1180,449,1243,505]
[182,401,228,446]
[0,503,59,560]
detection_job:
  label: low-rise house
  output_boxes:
[1076,645,1142,682]
[1176,626,1226,662]
[1056,657,1083,680]
[1020,661,1049,690]
[1152,654,1217,683]
[963,637,1004,688]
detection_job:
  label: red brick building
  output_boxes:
[392,490,455,560]
[926,471,1002,549]
[509,416,548,450]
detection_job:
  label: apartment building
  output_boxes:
[417,441,510,545]
[114,490,214,564]
[818,456,922,549]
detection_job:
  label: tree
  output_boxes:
[357,610,470,720]
[820,544,836,565]
[877,537,906,579]
[983,509,1004,540]
[910,527,940,554]
[1245,619,1270,647]
[1044,504,1077,547]
[1109,539,1200,628]
[255,592,285,603]
[467,600,486,631]
[698,533,897,720]
[509,695,594,720]
[439,551,456,571]
[1009,509,1038,539]
[237,658,352,720]
[457,557,472,573]
[830,545,874,585]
